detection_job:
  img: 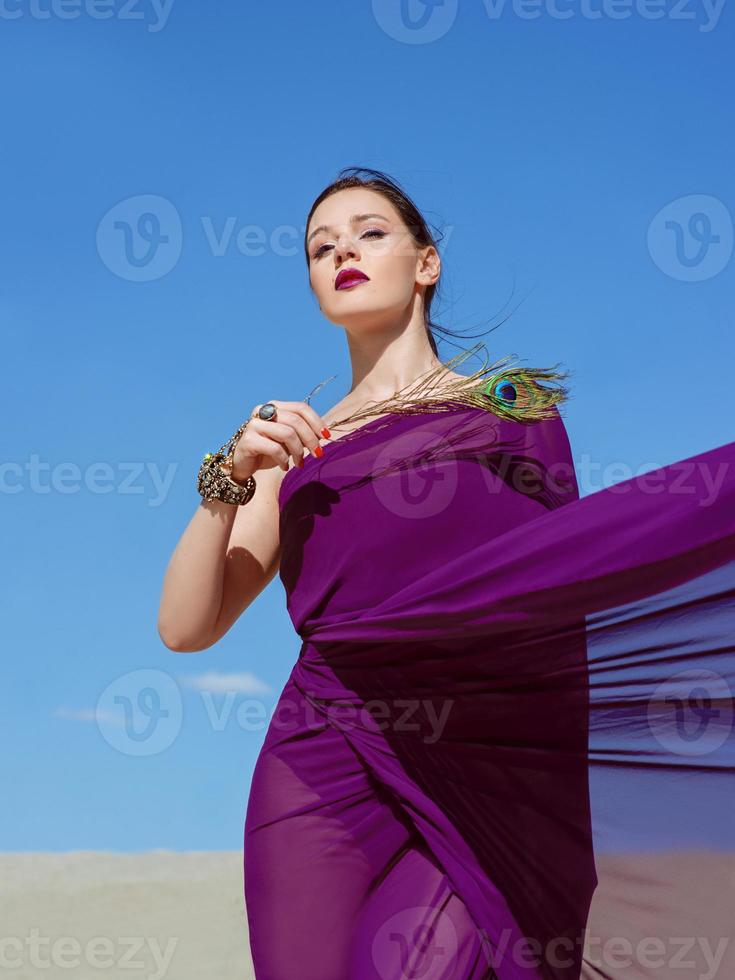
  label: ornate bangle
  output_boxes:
[197,419,256,506]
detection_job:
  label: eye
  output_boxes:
[312,228,386,260]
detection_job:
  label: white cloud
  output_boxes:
[179,671,272,696]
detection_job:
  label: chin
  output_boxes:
[324,300,385,325]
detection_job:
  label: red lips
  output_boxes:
[335,267,370,290]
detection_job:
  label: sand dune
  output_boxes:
[0,851,254,979]
[2,850,733,978]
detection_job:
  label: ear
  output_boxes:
[417,245,440,286]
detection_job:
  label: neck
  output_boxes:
[344,324,444,404]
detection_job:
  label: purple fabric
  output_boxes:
[243,402,735,980]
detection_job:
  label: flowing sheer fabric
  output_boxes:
[243,403,735,980]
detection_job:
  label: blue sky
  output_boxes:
[1,2,733,852]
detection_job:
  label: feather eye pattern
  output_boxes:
[323,342,571,431]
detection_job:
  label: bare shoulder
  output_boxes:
[321,397,353,426]
[322,370,472,422]
[441,369,471,386]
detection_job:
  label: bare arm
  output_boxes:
[157,399,329,653]
[157,465,284,653]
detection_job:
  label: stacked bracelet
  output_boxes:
[197,419,256,506]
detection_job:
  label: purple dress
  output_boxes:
[243,402,735,980]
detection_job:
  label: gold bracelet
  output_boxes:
[197,419,256,506]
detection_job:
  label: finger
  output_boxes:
[293,402,332,440]
[243,429,291,471]
[251,401,330,441]
[257,409,324,460]
[246,417,315,468]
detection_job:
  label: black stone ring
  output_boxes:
[257,402,278,422]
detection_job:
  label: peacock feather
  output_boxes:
[306,342,571,431]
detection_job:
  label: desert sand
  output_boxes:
[0,851,254,979]
[2,850,733,978]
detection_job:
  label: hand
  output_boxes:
[230,401,331,482]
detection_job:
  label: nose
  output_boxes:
[333,231,359,265]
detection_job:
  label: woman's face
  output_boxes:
[306,187,438,332]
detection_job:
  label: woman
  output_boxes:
[158,168,735,980]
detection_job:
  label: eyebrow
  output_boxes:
[307,212,390,245]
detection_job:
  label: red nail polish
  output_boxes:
[314,445,324,458]
[321,427,331,439]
